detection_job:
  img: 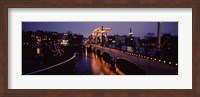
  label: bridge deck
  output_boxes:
[92,44,178,75]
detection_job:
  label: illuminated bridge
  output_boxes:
[90,44,178,75]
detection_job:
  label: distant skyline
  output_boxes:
[22,22,178,38]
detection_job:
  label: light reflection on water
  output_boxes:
[85,47,88,57]
[75,48,116,75]
[90,53,102,75]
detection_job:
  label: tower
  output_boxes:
[129,28,133,37]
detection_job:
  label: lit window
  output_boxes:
[31,35,35,37]
[62,40,69,46]
[37,48,40,54]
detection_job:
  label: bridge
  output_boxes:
[90,44,178,75]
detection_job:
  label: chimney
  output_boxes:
[157,22,161,50]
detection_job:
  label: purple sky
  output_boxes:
[22,22,178,38]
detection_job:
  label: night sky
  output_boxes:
[22,22,178,38]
